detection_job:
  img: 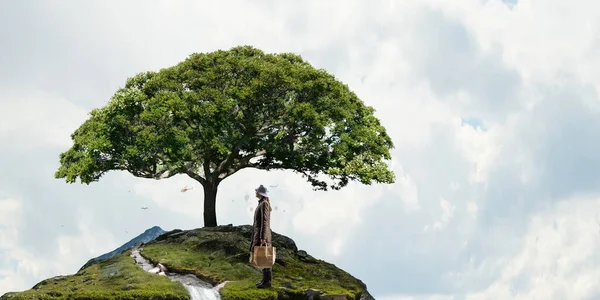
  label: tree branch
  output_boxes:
[153,169,176,179]
[217,148,240,175]
[186,170,207,185]
[217,149,267,179]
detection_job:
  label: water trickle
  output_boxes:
[131,248,221,300]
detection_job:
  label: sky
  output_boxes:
[1,0,600,299]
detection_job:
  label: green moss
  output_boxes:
[141,244,257,284]
[140,226,366,300]
[0,253,188,300]
[218,280,279,300]
[2,225,371,300]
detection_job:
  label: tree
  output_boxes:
[55,46,396,227]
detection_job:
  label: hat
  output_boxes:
[255,185,268,197]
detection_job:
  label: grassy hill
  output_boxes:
[1,225,374,300]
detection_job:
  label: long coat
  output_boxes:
[250,197,272,252]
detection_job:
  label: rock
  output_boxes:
[279,287,292,299]
[148,267,161,274]
[232,225,253,239]
[321,295,349,300]
[297,250,318,263]
[272,232,298,252]
[275,257,287,266]
[214,281,230,292]
[158,272,166,276]
[359,290,376,300]
[154,230,176,242]
[154,229,185,242]
[157,263,168,273]
[203,224,236,232]
[280,294,292,300]
[305,288,324,299]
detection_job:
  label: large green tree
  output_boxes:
[55,46,395,227]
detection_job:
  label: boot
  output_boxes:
[255,268,266,287]
[257,268,272,288]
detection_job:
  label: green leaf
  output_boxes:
[55,45,395,191]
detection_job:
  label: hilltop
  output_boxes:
[1,225,375,300]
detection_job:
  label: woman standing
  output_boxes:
[249,184,273,288]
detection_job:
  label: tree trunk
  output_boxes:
[202,181,219,227]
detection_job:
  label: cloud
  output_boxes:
[465,196,600,300]
[373,194,600,300]
[400,7,523,121]
[0,198,22,274]
[1,0,600,299]
[0,88,88,151]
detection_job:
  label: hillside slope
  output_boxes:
[79,226,166,271]
[1,225,375,300]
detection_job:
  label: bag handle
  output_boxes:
[260,243,272,257]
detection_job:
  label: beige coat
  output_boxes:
[249,197,272,252]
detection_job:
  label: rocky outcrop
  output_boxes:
[79,226,166,271]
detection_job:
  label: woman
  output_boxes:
[249,184,273,288]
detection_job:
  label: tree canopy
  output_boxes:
[55,45,395,226]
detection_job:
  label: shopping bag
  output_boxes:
[252,244,276,268]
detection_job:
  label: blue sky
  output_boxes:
[2,1,600,299]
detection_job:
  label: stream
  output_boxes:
[130,248,221,300]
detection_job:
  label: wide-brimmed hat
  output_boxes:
[255,185,268,197]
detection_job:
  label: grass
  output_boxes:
[140,226,366,300]
[0,253,189,300]
[2,225,370,300]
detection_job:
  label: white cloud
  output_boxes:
[0,197,35,292]
[55,210,119,263]
[0,198,22,271]
[377,195,600,300]
[392,165,421,213]
[0,88,88,150]
[430,197,456,231]
[455,118,502,184]
[2,0,600,298]
[467,201,478,218]
[0,197,120,293]
[465,196,600,300]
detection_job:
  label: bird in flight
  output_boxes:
[141,207,148,210]
[269,184,278,188]
[180,186,194,193]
